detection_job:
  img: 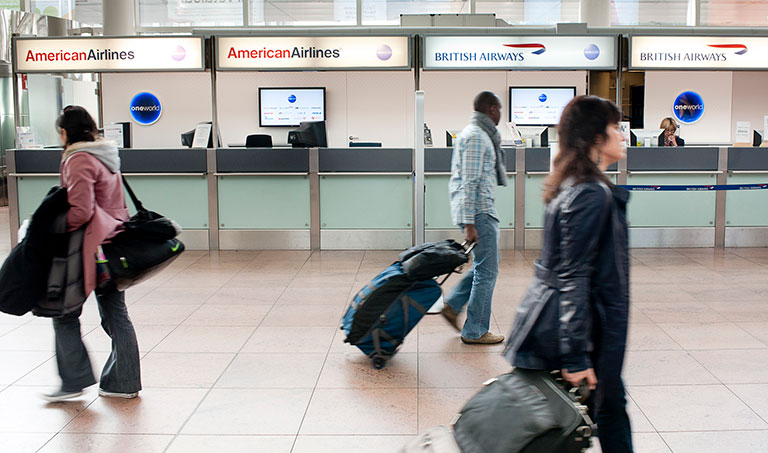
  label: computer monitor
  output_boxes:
[509,86,576,126]
[630,129,663,147]
[181,122,213,148]
[516,126,548,148]
[259,87,326,127]
[754,130,764,147]
[287,121,327,148]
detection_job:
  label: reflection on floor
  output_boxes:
[2,208,768,451]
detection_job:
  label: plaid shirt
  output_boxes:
[449,123,498,226]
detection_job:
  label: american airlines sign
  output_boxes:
[217,36,410,70]
[14,36,205,73]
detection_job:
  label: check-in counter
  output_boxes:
[8,148,210,250]
[215,148,310,250]
[626,147,719,247]
[423,147,516,247]
[319,148,413,250]
[523,147,550,249]
[725,147,768,246]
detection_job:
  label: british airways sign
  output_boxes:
[423,36,616,70]
[630,36,768,70]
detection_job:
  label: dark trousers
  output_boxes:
[587,338,633,453]
[52,285,141,393]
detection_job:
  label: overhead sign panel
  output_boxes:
[423,36,617,70]
[14,36,205,73]
[630,36,768,70]
[217,36,410,70]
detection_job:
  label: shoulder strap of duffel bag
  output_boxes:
[121,174,145,212]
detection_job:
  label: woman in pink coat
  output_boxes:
[44,106,141,402]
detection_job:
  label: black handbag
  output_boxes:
[97,175,185,291]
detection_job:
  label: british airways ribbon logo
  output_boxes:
[503,43,546,55]
[707,44,748,55]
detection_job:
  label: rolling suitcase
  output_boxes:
[452,369,594,453]
[341,240,472,369]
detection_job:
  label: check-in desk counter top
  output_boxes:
[626,146,719,247]
[214,148,310,250]
[9,148,210,249]
[318,148,413,249]
[725,147,768,246]
[423,147,517,246]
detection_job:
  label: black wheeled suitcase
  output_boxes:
[452,369,594,453]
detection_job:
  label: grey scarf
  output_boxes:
[471,111,507,187]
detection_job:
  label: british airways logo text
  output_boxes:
[434,43,546,63]
[227,46,340,59]
[639,44,747,63]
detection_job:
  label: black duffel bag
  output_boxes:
[97,175,185,291]
[398,239,472,281]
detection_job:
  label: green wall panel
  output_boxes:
[124,175,208,229]
[726,174,768,227]
[320,175,412,229]
[17,175,208,229]
[424,175,515,229]
[525,175,548,228]
[626,173,716,227]
[16,175,60,223]
[218,175,310,229]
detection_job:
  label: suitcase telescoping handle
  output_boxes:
[460,240,476,255]
[437,240,476,286]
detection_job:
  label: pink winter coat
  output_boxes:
[60,140,130,296]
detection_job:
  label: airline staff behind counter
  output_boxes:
[658,117,685,147]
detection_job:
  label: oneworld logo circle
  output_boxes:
[584,44,600,60]
[130,92,162,125]
[288,94,297,103]
[538,93,547,102]
[171,45,186,62]
[376,44,393,61]
[673,91,704,124]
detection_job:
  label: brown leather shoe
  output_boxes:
[461,332,505,345]
[441,305,461,332]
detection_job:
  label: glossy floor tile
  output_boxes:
[2,218,768,452]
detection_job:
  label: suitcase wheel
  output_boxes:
[371,355,387,369]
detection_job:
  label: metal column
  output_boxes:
[413,91,425,246]
[514,146,526,250]
[309,147,320,250]
[714,146,728,248]
[206,148,219,251]
[7,150,18,245]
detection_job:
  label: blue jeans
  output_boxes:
[52,285,141,393]
[445,213,500,339]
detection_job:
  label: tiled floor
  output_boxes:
[3,205,768,452]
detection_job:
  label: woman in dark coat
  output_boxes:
[504,96,633,453]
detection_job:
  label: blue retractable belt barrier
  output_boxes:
[619,183,768,191]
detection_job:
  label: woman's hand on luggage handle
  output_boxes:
[562,368,598,390]
[464,225,478,244]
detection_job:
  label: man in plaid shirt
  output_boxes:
[441,91,506,345]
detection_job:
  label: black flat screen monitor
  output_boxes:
[288,121,327,148]
[181,122,213,148]
[509,86,576,126]
[754,130,763,147]
[259,87,326,127]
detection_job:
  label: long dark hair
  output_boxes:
[56,105,99,147]
[543,95,621,204]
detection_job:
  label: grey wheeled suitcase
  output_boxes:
[453,369,594,453]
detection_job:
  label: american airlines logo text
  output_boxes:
[227,46,341,59]
[25,48,135,62]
